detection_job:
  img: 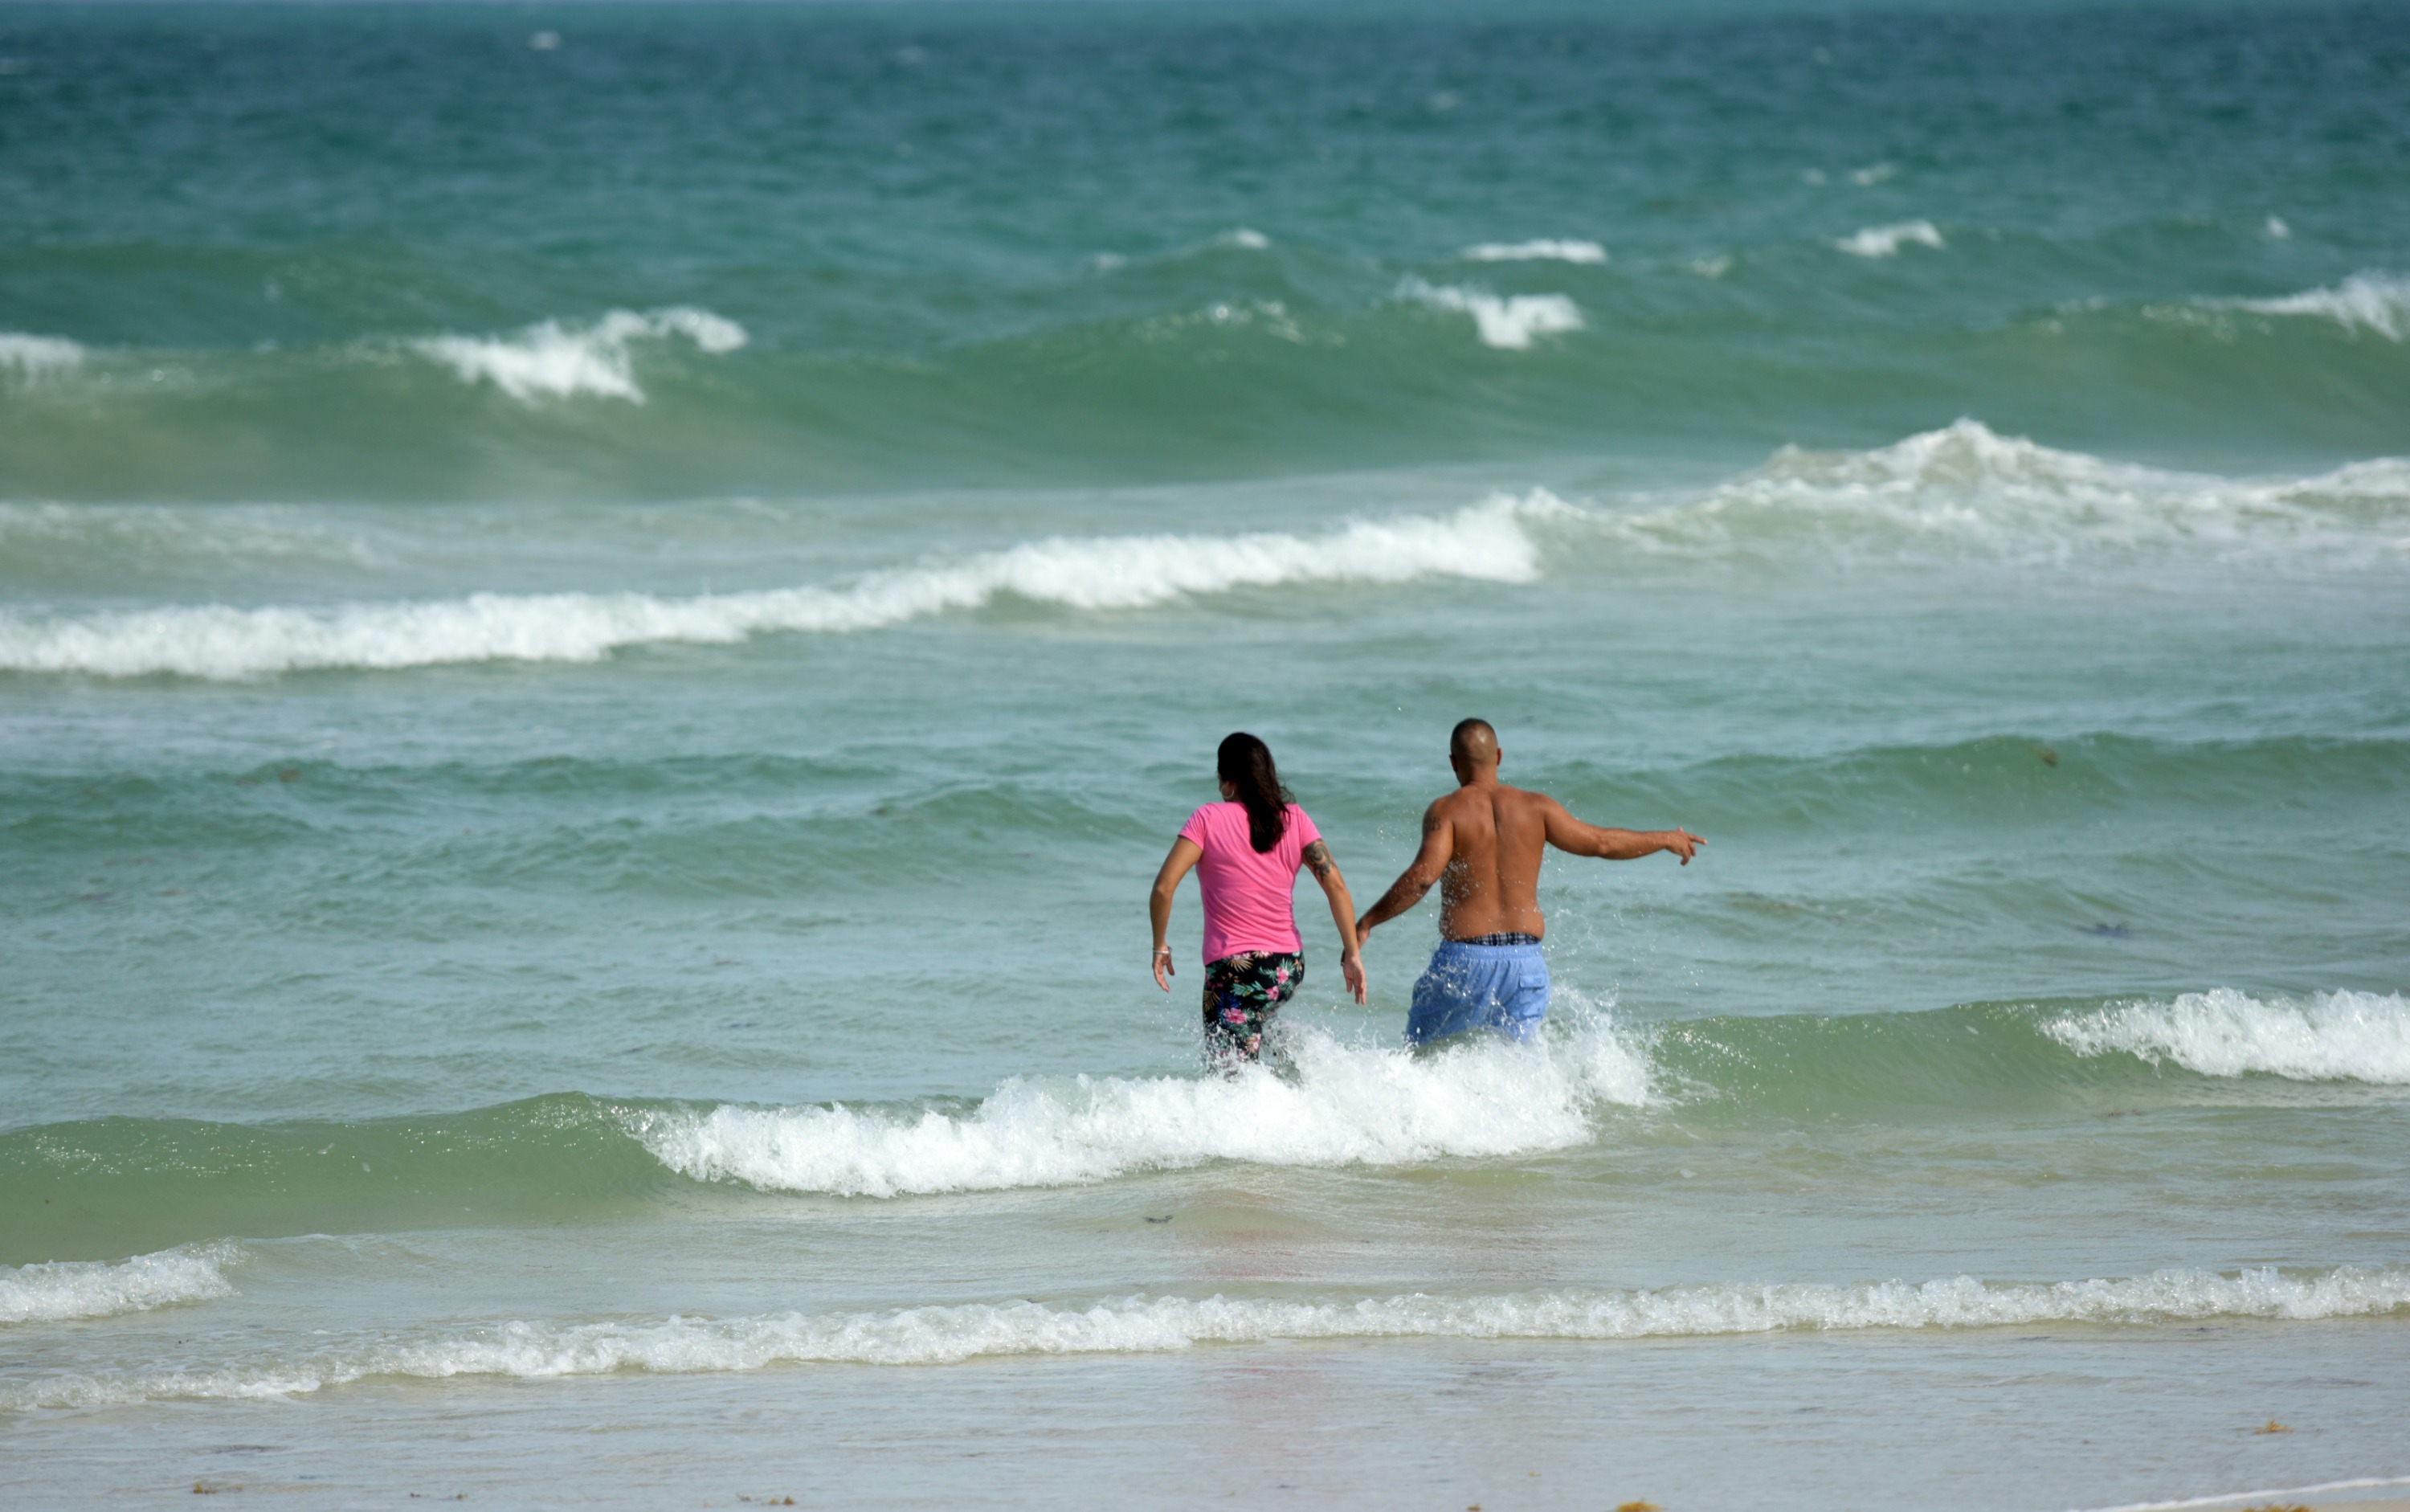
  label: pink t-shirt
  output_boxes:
[1178,801,1322,965]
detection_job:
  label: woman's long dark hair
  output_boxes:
[1216,732,1292,853]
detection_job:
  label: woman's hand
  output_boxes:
[1150,838,1203,995]
[1341,950,1368,1005]
[1304,840,1370,1003]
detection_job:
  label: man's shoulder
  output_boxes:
[1427,787,1479,817]
[1494,785,1568,827]
[1428,783,1557,823]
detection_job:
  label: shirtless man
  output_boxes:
[1354,719,1703,1045]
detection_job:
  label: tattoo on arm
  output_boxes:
[1301,840,1336,881]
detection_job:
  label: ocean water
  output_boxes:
[4,1,2409,1506]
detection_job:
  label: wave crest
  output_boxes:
[410,306,747,403]
[0,331,86,382]
[10,423,2405,682]
[11,1265,2403,1407]
[1834,220,1945,258]
[1456,239,1607,264]
[1397,277,1584,349]
[630,1017,1652,1198]
[0,492,1566,679]
[2232,272,2410,341]
[1607,419,2410,562]
[2045,990,2410,1083]
[0,1244,239,1326]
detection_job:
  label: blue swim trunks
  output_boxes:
[1406,935,1550,1045]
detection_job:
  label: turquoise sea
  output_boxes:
[3,1,2408,1506]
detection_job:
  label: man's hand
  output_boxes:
[1354,917,1374,950]
[1153,946,1175,992]
[1663,828,1705,864]
[1341,951,1368,1005]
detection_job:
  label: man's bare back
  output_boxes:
[1357,720,1702,945]
[1419,780,1571,940]
[1356,720,1701,1044]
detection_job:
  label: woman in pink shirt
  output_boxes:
[1149,733,1368,1065]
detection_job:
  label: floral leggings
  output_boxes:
[1203,950,1303,1065]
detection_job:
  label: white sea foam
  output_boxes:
[2073,1477,2410,1512]
[0,1244,239,1326]
[11,1265,2404,1407]
[631,1017,1653,1198]
[0,331,87,380]
[411,306,746,403]
[1606,419,2410,564]
[9,427,2403,681]
[2046,990,2410,1083]
[1834,219,1945,258]
[0,493,1568,678]
[1215,227,1272,250]
[1456,239,1607,264]
[1398,278,1584,349]
[2231,272,2410,341]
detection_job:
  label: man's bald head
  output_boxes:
[1449,717,1499,774]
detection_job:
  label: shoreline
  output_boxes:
[2073,1483,2410,1512]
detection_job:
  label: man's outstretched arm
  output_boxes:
[1354,805,1454,944]
[1542,799,1704,864]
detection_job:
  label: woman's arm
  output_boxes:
[1149,837,1203,991]
[1301,841,1369,1005]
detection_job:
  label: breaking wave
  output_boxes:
[631,1017,1654,1198]
[0,1244,239,1326]
[1603,419,2410,564]
[11,1264,2404,1407]
[0,492,1566,679]
[10,987,2403,1262]
[1456,239,1607,264]
[2230,272,2410,341]
[410,306,747,403]
[1834,219,1945,258]
[9,423,2406,680]
[0,331,86,381]
[1396,277,1585,349]
[2046,990,2410,1084]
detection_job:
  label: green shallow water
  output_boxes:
[3,2,2409,1506]
[7,995,2404,1265]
